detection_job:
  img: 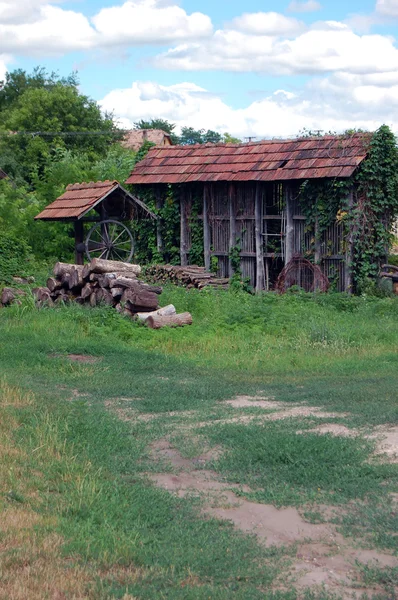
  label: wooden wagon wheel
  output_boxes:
[85,219,135,263]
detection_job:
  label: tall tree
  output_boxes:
[0,68,120,183]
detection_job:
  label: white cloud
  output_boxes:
[288,1,321,13]
[0,6,95,55]
[0,0,65,25]
[92,0,212,46]
[99,78,395,139]
[229,12,304,36]
[376,0,398,17]
[0,0,212,57]
[154,23,398,76]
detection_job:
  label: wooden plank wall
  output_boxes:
[179,181,349,292]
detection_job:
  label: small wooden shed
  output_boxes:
[35,180,155,264]
[126,133,374,292]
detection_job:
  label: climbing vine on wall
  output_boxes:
[298,126,398,292]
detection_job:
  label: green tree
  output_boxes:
[0,69,120,183]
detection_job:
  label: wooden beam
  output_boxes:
[344,189,354,294]
[154,185,164,258]
[255,183,265,292]
[285,184,294,265]
[180,187,189,266]
[314,216,321,265]
[228,183,237,276]
[74,221,84,265]
[203,184,211,272]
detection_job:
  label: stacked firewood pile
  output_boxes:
[145,264,229,290]
[0,258,193,329]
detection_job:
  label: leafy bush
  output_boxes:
[0,232,32,283]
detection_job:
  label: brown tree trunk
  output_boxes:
[146,312,192,329]
[136,304,176,322]
[54,262,76,278]
[89,258,141,276]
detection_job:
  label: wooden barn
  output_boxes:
[126,132,386,292]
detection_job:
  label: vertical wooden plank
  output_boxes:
[203,184,211,272]
[154,185,164,258]
[285,184,294,265]
[74,220,84,265]
[228,183,237,276]
[345,190,354,294]
[314,216,321,265]
[255,183,265,292]
[180,186,189,266]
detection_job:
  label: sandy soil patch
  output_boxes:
[370,425,398,462]
[300,424,359,437]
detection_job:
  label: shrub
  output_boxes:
[0,232,32,284]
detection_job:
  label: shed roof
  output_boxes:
[126,132,372,185]
[35,180,156,221]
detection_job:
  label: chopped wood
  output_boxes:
[81,283,94,300]
[110,287,124,299]
[146,312,193,329]
[136,304,176,322]
[69,266,84,291]
[82,263,91,281]
[1,287,25,306]
[121,288,158,311]
[145,264,229,290]
[54,262,76,278]
[47,277,62,293]
[89,258,141,276]
[32,287,53,306]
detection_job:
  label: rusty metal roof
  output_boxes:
[126,133,372,185]
[35,180,156,221]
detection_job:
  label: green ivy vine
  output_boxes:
[298,126,398,292]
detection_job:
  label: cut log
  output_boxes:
[102,272,137,287]
[101,289,114,306]
[109,277,162,295]
[61,273,71,289]
[82,263,91,281]
[47,277,62,293]
[81,283,94,300]
[89,258,141,276]
[110,287,124,299]
[54,262,76,278]
[1,287,25,305]
[69,265,84,291]
[146,312,193,329]
[54,292,69,304]
[32,287,53,306]
[121,288,158,311]
[136,304,176,322]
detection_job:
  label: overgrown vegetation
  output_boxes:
[1,287,398,597]
[299,126,398,292]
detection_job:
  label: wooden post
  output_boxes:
[314,215,321,266]
[74,220,84,265]
[228,184,237,276]
[180,187,189,266]
[203,184,211,272]
[155,186,164,258]
[255,183,265,292]
[285,184,294,265]
[345,190,354,294]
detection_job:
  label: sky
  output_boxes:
[1,0,398,138]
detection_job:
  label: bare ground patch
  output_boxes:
[50,353,101,364]
[147,440,398,598]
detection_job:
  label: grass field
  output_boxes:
[1,285,398,599]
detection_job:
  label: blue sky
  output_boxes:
[2,0,398,137]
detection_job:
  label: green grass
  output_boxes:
[1,284,398,597]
